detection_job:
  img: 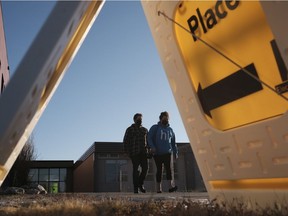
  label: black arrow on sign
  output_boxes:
[197,63,263,118]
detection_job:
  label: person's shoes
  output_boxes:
[168,186,178,193]
[157,191,162,193]
[134,187,138,194]
[138,185,146,193]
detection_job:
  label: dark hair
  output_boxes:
[133,113,142,121]
[159,111,169,120]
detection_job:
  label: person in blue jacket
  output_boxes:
[148,111,178,193]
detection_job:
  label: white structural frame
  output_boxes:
[0,1,105,186]
[141,0,288,207]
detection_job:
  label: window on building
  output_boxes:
[98,153,108,158]
[105,160,127,183]
[60,168,67,181]
[110,153,119,158]
[98,153,120,159]
[28,168,68,193]
[28,168,38,182]
[59,182,66,192]
[106,161,118,183]
[49,168,59,181]
[39,169,49,181]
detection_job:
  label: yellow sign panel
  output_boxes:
[175,0,288,130]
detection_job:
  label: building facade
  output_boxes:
[73,142,206,193]
[21,142,205,193]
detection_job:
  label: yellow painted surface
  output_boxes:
[210,178,288,189]
[175,0,288,130]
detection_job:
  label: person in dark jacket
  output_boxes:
[148,111,178,193]
[123,113,148,193]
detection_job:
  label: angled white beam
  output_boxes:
[0,1,105,186]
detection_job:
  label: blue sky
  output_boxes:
[2,1,189,161]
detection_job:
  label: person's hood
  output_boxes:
[157,121,170,127]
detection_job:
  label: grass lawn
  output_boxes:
[0,193,287,215]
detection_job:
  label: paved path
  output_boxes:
[88,192,209,202]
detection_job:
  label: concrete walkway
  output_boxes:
[87,192,209,202]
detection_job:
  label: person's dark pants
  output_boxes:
[131,153,148,187]
[153,153,172,183]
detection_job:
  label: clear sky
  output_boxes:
[1,1,189,161]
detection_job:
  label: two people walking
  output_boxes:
[123,111,178,193]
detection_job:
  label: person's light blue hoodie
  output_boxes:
[148,122,178,157]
